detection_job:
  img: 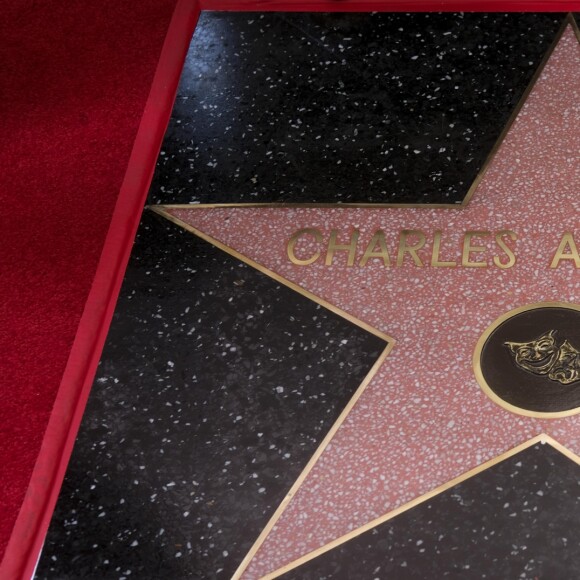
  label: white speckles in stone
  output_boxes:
[150,13,565,206]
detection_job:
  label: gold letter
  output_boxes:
[360,231,391,267]
[493,230,517,269]
[287,228,322,266]
[550,232,580,268]
[397,230,426,267]
[326,229,360,266]
[431,231,457,268]
[462,231,490,268]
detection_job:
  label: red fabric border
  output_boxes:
[201,1,579,11]
[0,1,200,578]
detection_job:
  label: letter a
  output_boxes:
[550,232,580,268]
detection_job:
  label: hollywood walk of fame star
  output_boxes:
[153,19,579,578]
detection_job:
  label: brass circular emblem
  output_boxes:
[473,302,580,418]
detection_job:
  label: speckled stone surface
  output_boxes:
[279,443,580,579]
[35,213,386,579]
[167,23,580,578]
[148,12,564,205]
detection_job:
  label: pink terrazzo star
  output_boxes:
[159,25,580,579]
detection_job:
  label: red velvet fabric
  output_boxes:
[0,0,179,570]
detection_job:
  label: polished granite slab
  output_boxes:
[36,213,386,578]
[161,20,580,577]
[149,12,565,205]
[279,443,580,579]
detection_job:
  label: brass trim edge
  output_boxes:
[571,11,580,42]
[261,434,580,580]
[149,206,392,343]
[473,301,580,419]
[460,13,575,206]
[234,346,393,580]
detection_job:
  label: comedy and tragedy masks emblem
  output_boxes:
[505,330,580,385]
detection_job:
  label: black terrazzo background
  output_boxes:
[280,443,580,580]
[149,12,565,205]
[36,213,386,579]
